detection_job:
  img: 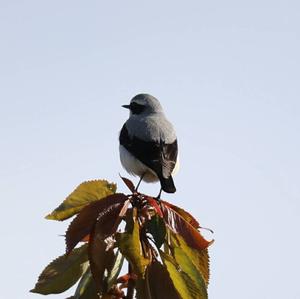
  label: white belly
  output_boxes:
[119,145,158,182]
[119,145,179,182]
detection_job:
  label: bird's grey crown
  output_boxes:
[130,94,163,113]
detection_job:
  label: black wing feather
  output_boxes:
[119,124,178,193]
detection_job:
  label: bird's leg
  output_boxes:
[135,173,145,192]
[156,188,162,201]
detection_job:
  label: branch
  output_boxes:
[126,263,135,299]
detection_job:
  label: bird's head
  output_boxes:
[122,94,163,116]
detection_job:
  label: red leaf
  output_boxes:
[160,202,212,250]
[88,227,115,293]
[66,193,128,254]
[81,235,90,242]
[161,200,199,229]
[116,273,137,283]
[119,175,135,193]
[117,274,130,284]
[118,199,131,218]
[88,201,127,292]
[146,197,163,218]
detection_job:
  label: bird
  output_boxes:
[119,93,179,198]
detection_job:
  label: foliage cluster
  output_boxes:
[32,177,213,299]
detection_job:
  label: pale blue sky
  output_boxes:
[1,1,299,298]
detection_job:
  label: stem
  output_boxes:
[126,263,135,299]
[164,228,171,254]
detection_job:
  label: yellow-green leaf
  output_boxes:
[31,244,88,295]
[171,233,210,285]
[46,180,117,221]
[161,252,207,299]
[73,267,99,299]
[116,209,150,278]
[173,247,207,298]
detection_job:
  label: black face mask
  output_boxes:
[122,102,145,115]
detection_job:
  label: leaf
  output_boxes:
[31,244,88,295]
[173,247,207,298]
[161,200,199,228]
[81,235,90,243]
[73,267,98,299]
[88,225,115,293]
[171,233,210,285]
[161,252,206,299]
[135,273,151,299]
[120,175,135,193]
[145,214,166,249]
[66,193,127,253]
[118,199,131,218]
[146,196,163,217]
[101,294,115,299]
[136,261,181,299]
[161,202,212,251]
[106,250,124,290]
[46,180,117,221]
[116,208,150,278]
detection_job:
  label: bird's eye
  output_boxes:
[130,102,145,115]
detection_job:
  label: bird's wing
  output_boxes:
[119,124,178,179]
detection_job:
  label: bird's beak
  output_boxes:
[122,104,130,109]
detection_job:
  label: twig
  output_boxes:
[126,263,135,299]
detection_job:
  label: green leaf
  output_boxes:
[116,208,150,278]
[46,180,117,221]
[106,250,124,290]
[31,244,88,295]
[146,214,166,249]
[171,233,210,285]
[74,267,98,299]
[161,252,207,299]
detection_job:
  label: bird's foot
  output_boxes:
[155,188,162,202]
[134,173,145,193]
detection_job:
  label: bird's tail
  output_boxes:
[160,175,176,193]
